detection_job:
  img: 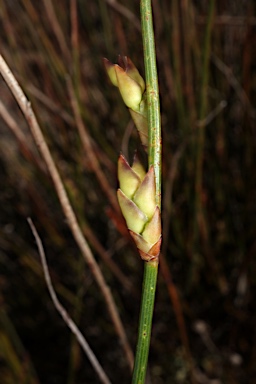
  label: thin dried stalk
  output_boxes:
[82,223,134,293]
[0,99,43,169]
[0,54,134,370]
[104,0,141,31]
[0,100,29,144]
[21,0,66,75]
[67,77,120,213]
[0,92,130,290]
[70,0,81,96]
[211,53,256,117]
[42,0,70,60]
[27,218,112,384]
[25,82,75,126]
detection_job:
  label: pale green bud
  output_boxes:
[117,189,147,234]
[104,56,148,150]
[103,58,118,86]
[142,207,161,245]
[129,231,151,254]
[103,56,145,111]
[131,153,146,180]
[117,154,161,261]
[118,56,145,94]
[133,166,156,219]
[114,65,143,111]
[118,154,141,198]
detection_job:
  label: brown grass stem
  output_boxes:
[171,0,186,131]
[0,54,134,371]
[0,99,43,169]
[67,77,120,213]
[194,0,215,247]
[27,218,112,384]
[160,255,196,382]
[42,0,70,61]
[104,0,141,32]
[0,90,132,293]
[21,0,66,76]
[70,0,81,97]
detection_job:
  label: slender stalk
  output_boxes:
[70,0,80,98]
[132,261,158,384]
[194,0,215,229]
[67,77,119,213]
[171,0,187,133]
[0,54,134,371]
[140,1,161,202]
[104,0,141,32]
[42,0,70,61]
[132,1,161,383]
[27,218,112,384]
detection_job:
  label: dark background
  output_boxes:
[0,1,256,383]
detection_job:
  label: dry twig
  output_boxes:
[27,218,112,384]
[0,54,134,370]
[104,0,141,31]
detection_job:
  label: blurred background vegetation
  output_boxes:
[0,0,256,383]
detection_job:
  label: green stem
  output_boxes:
[132,261,158,384]
[140,0,161,207]
[132,1,161,383]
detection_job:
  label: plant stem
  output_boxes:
[132,1,161,383]
[194,0,215,230]
[132,261,158,384]
[140,0,161,206]
[0,54,134,371]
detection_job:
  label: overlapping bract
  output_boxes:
[117,154,161,261]
[103,56,148,150]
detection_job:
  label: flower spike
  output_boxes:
[117,154,161,261]
[104,56,149,151]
